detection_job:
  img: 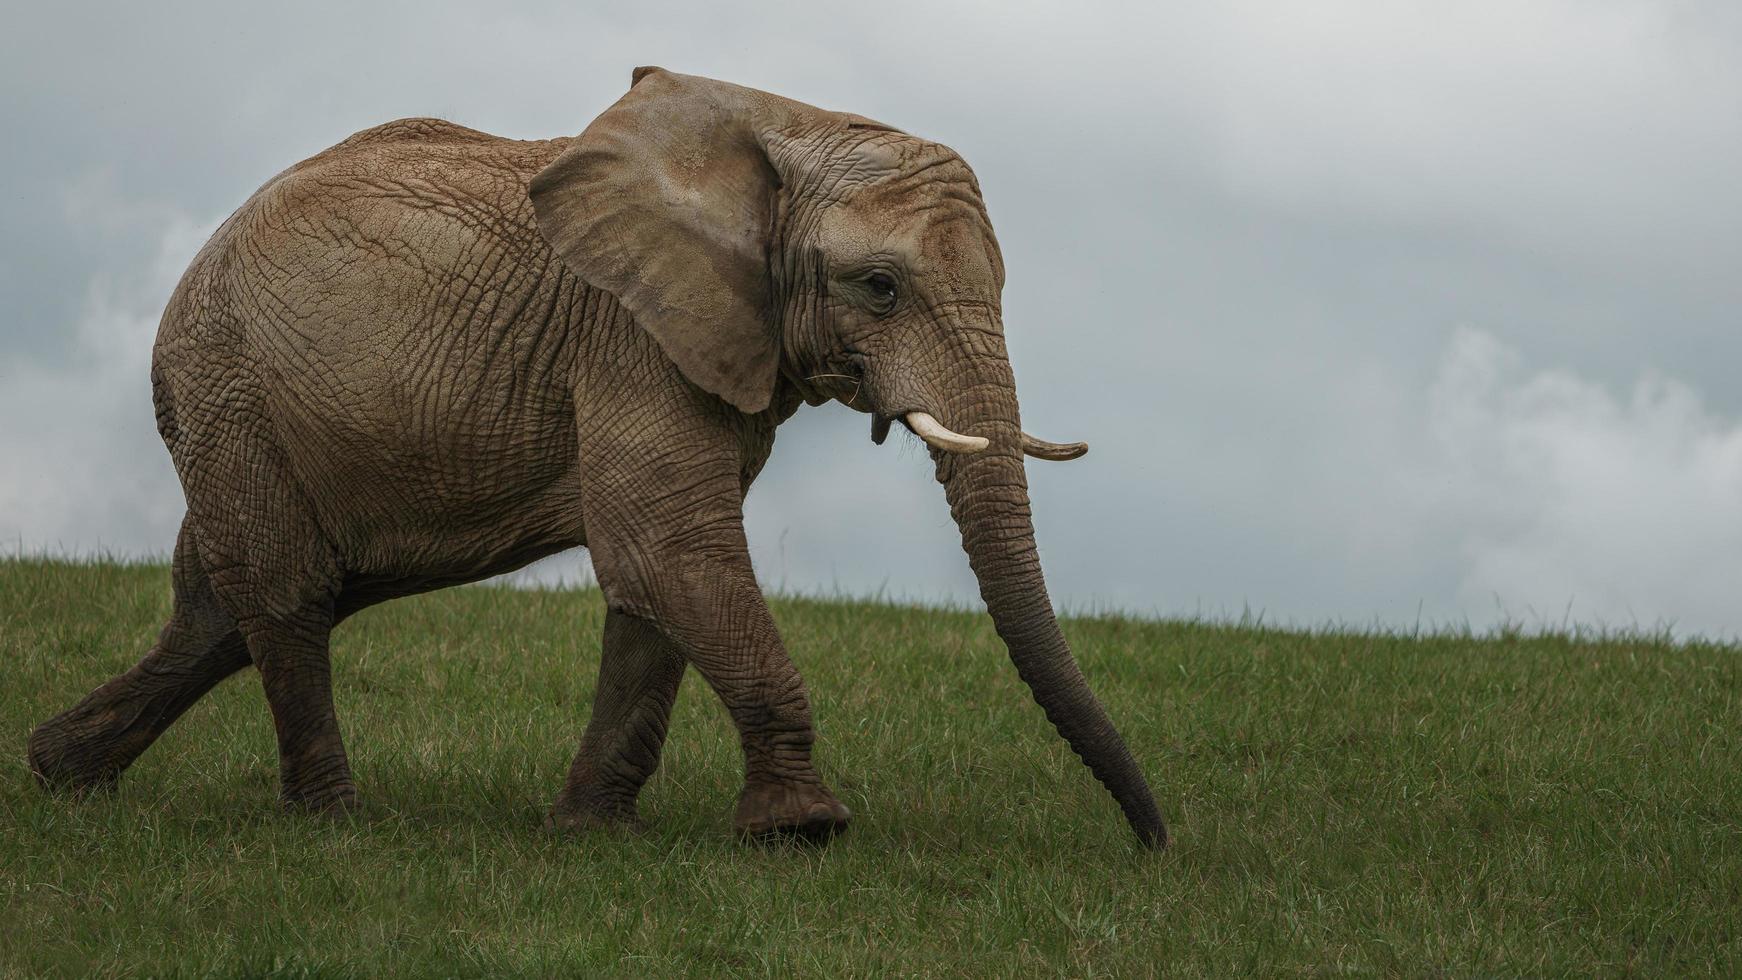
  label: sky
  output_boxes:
[3,1,1739,636]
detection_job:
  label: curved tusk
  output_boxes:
[1021,432,1089,461]
[904,411,989,454]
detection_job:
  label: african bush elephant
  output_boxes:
[28,67,1165,848]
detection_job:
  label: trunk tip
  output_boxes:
[1133,816,1168,850]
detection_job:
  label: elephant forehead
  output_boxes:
[817,188,1001,282]
[910,210,1002,298]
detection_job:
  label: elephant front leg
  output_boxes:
[656,552,851,841]
[574,399,849,841]
[584,523,850,841]
[548,609,687,831]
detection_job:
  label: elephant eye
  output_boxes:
[864,272,898,311]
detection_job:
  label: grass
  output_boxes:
[2,559,1739,977]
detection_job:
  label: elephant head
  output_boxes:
[530,67,1164,848]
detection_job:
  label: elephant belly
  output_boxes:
[264,361,590,587]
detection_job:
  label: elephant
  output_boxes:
[27,67,1165,849]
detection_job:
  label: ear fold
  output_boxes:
[530,67,799,413]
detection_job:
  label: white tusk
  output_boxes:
[1021,432,1089,461]
[904,411,989,454]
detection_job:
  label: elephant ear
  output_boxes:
[530,67,802,413]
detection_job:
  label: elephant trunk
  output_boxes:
[928,369,1166,849]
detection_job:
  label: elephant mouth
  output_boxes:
[834,350,1038,457]
[800,349,874,414]
[814,350,895,442]
[866,407,991,454]
[868,406,926,448]
[839,353,974,451]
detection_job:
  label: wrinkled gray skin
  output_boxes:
[28,68,1165,848]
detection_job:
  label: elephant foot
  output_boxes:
[280,781,361,817]
[734,780,851,843]
[546,778,650,834]
[278,751,360,816]
[544,803,647,836]
[26,709,140,796]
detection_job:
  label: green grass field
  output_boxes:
[3,560,1739,976]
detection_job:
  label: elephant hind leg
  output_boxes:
[238,601,355,813]
[548,609,688,831]
[195,501,355,814]
[159,397,358,813]
[28,520,251,794]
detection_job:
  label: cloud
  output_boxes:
[0,175,214,557]
[1418,326,1742,636]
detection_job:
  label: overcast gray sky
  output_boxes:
[3,1,1739,635]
